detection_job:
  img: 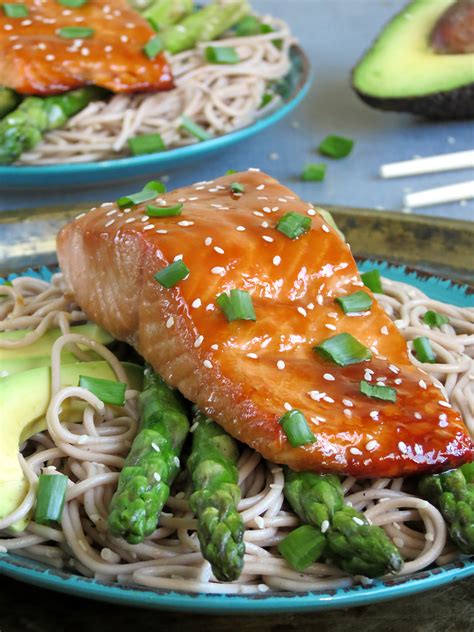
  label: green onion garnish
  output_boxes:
[146,203,183,218]
[301,163,326,182]
[117,180,166,208]
[230,181,245,194]
[57,26,94,39]
[335,291,373,314]
[154,260,190,289]
[58,0,87,7]
[3,2,28,16]
[277,525,326,571]
[276,212,312,240]
[235,15,263,36]
[360,380,397,403]
[226,169,237,175]
[318,135,354,159]
[314,333,372,366]
[217,289,256,322]
[1,280,12,287]
[180,115,212,142]
[423,310,449,328]
[128,133,165,156]
[361,269,383,294]
[143,34,163,59]
[279,409,316,448]
[259,92,273,109]
[413,336,437,363]
[79,375,127,406]
[205,46,240,64]
[34,474,68,526]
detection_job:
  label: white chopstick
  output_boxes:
[381,150,474,179]
[404,180,474,208]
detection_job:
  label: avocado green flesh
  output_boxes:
[0,361,143,532]
[353,0,474,100]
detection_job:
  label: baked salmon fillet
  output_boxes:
[0,0,172,95]
[57,170,473,477]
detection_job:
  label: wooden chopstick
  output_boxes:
[381,150,474,179]
[404,180,474,208]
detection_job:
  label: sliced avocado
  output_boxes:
[0,361,143,532]
[0,323,114,377]
[352,0,474,120]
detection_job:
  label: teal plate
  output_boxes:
[0,260,473,613]
[0,46,310,191]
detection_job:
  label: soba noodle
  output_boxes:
[0,271,473,593]
[17,17,294,165]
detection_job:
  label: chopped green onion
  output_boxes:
[143,34,163,59]
[128,133,166,156]
[1,280,12,287]
[225,169,237,175]
[335,291,373,314]
[360,380,397,403]
[34,474,68,526]
[314,333,372,366]
[180,115,212,142]
[57,26,94,39]
[301,163,326,182]
[79,375,126,406]
[154,260,189,289]
[318,135,354,159]
[413,336,437,363]
[217,289,256,322]
[279,409,316,448]
[117,180,166,208]
[276,212,312,240]
[361,269,383,294]
[423,310,449,328]
[205,46,240,65]
[58,0,87,7]
[3,2,28,16]
[277,525,326,571]
[230,181,245,194]
[235,15,262,36]
[259,92,273,109]
[146,203,183,218]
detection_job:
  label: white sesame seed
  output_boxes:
[273,256,281,266]
[439,400,451,408]
[323,396,335,403]
[261,221,269,228]
[203,360,213,369]
[188,196,199,201]
[204,237,212,246]
[394,378,402,385]
[156,229,168,234]
[366,440,378,451]
[178,221,194,227]
[166,316,174,329]
[256,184,265,190]
[353,517,365,526]
[152,442,160,452]
[350,447,362,455]
[439,414,448,427]
[369,411,379,421]
[306,303,314,310]
[364,370,373,382]
[323,373,335,381]
[235,225,246,232]
[173,254,183,261]
[278,198,287,203]
[104,219,115,227]
[192,298,202,309]
[325,323,337,331]
[297,307,307,317]
[342,400,353,409]
[211,266,226,276]
[213,246,224,255]
[308,391,326,401]
[284,402,292,411]
[277,360,285,370]
[81,47,90,56]
[3,24,13,30]
[262,235,274,243]
[194,335,204,348]
[261,338,271,348]
[381,326,389,335]
[178,198,186,203]
[419,379,427,390]
[414,412,422,420]
[246,353,258,359]
[322,224,330,233]
[398,441,407,453]
[75,212,86,220]
[211,343,219,350]
[45,54,55,61]
[344,409,353,418]
[206,304,215,311]
[253,211,264,217]
[141,216,149,222]
[316,295,324,306]
[153,472,161,482]
[307,208,316,216]
[321,520,330,533]
[389,364,400,374]
[143,224,154,231]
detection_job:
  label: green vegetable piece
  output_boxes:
[180,115,212,142]
[143,34,164,59]
[146,203,182,217]
[108,367,190,543]
[188,411,245,582]
[419,468,474,555]
[128,133,166,155]
[335,291,373,314]
[3,3,28,17]
[0,88,20,120]
[413,336,437,363]
[279,410,316,448]
[360,380,397,403]
[57,26,94,39]
[301,163,326,182]
[154,260,190,288]
[34,474,68,526]
[225,169,237,175]
[314,333,372,366]
[117,180,166,208]
[217,289,256,322]
[230,181,245,194]
[79,375,126,406]
[318,135,354,159]
[235,15,262,36]
[58,0,87,7]
[278,525,326,571]
[259,92,273,109]
[361,269,383,294]
[143,0,193,31]
[284,469,343,528]
[423,310,449,328]
[276,212,312,240]
[461,462,474,484]
[205,46,240,64]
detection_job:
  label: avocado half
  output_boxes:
[352,0,474,120]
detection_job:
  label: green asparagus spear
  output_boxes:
[0,88,20,119]
[143,0,193,30]
[0,86,105,164]
[160,0,250,54]
[188,412,245,582]
[284,469,403,577]
[108,367,190,544]
[419,468,474,555]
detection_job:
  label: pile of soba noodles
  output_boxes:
[0,271,473,594]
[18,16,294,165]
